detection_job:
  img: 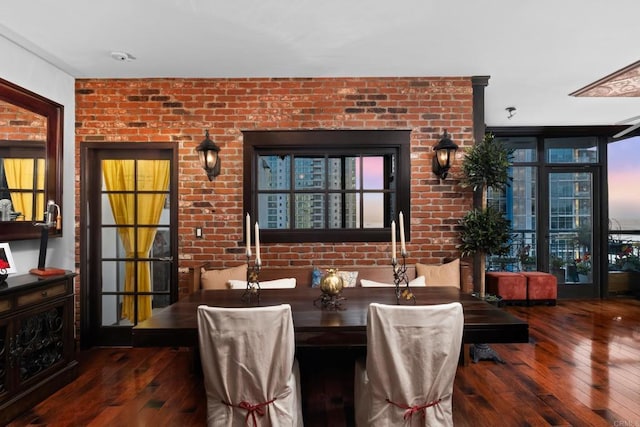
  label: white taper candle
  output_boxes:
[246,213,252,258]
[255,222,261,265]
[399,211,406,256]
[391,220,396,262]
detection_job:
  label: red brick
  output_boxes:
[75,76,475,298]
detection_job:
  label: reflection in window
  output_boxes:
[0,142,46,221]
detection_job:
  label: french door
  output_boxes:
[490,132,607,299]
[80,143,178,347]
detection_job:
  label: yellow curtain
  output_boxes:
[3,158,45,221]
[102,159,170,323]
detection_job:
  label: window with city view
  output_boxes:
[489,134,600,289]
[607,136,640,288]
[243,130,410,243]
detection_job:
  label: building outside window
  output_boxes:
[244,130,410,243]
[607,136,640,293]
[488,134,600,293]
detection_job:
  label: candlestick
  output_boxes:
[255,222,261,266]
[391,253,415,305]
[243,252,261,303]
[399,211,406,256]
[245,213,252,258]
[391,220,396,263]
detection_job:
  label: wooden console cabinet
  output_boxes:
[0,272,78,425]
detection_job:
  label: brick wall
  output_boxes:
[75,77,475,298]
[0,101,46,139]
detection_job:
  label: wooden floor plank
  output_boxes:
[7,298,640,426]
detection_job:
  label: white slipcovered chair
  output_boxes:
[354,302,464,426]
[197,304,304,427]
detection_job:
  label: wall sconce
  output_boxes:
[196,129,221,181]
[432,130,458,180]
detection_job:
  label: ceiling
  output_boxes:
[1,0,639,128]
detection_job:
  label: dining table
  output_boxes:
[132,286,529,353]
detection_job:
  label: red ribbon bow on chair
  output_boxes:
[386,398,442,420]
[223,398,276,427]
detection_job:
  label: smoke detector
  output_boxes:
[110,51,136,62]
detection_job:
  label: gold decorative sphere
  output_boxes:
[320,268,344,296]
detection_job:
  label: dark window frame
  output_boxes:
[488,125,612,298]
[243,130,411,243]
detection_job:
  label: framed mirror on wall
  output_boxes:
[0,77,63,241]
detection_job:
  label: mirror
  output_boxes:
[0,77,63,241]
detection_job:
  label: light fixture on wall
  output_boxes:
[432,130,458,180]
[196,129,221,181]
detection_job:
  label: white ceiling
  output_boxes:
[1,0,639,127]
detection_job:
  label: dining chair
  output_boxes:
[354,302,463,426]
[197,304,304,426]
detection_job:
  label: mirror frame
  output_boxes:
[0,77,63,241]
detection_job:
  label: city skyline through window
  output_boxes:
[243,129,411,243]
[258,154,387,230]
[490,136,598,287]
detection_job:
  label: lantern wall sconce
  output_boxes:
[196,129,221,181]
[432,130,458,180]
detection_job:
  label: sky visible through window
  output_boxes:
[608,136,640,231]
[360,157,384,227]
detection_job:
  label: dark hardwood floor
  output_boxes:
[8,298,640,426]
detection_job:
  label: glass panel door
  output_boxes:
[546,170,599,297]
[82,145,177,347]
[492,133,605,299]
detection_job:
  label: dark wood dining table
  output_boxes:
[132,286,528,350]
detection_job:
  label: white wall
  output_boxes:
[0,35,75,274]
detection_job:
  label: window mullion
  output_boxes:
[341,156,346,229]
[289,152,295,231]
[359,155,364,229]
[324,154,329,230]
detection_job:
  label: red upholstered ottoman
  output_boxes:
[520,271,557,306]
[485,272,527,305]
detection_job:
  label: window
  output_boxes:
[608,136,640,276]
[488,128,606,297]
[243,130,411,243]
[545,136,598,164]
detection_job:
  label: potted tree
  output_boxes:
[458,133,513,298]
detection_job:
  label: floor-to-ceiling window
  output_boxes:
[607,136,640,295]
[488,128,610,298]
